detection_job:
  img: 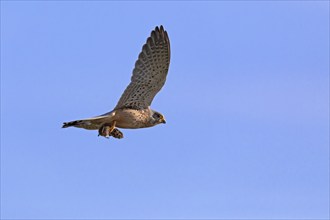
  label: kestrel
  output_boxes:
[62,25,170,139]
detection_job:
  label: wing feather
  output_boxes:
[114,25,170,110]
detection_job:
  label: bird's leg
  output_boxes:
[109,121,116,133]
[98,121,117,138]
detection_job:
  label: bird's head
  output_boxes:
[151,110,166,125]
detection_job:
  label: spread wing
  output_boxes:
[114,25,170,110]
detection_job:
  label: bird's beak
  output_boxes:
[161,118,166,124]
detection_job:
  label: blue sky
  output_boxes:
[1,1,329,219]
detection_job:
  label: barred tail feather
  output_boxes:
[62,120,83,128]
[62,115,110,130]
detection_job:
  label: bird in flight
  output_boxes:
[62,26,170,139]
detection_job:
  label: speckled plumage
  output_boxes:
[62,26,170,139]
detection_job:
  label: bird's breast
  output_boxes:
[113,108,151,129]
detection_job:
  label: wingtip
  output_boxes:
[152,25,168,43]
[156,25,165,33]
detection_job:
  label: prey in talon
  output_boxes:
[98,122,124,139]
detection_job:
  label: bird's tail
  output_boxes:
[62,115,110,130]
[62,120,84,128]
